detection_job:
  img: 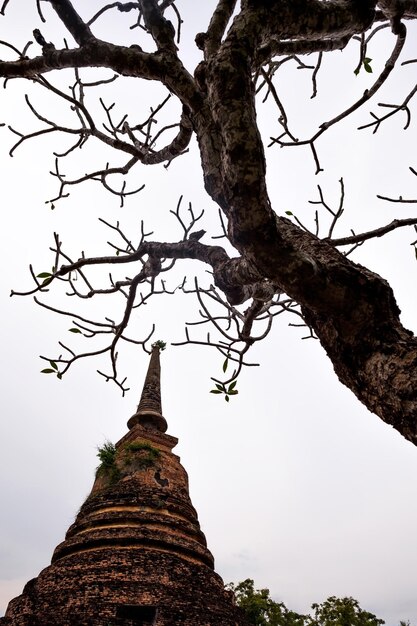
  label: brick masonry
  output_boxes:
[1,348,249,625]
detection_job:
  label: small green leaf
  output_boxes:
[49,360,58,371]
[210,389,223,394]
[41,368,55,374]
[116,250,120,256]
[215,383,224,391]
[69,328,82,333]
[37,272,52,279]
[354,68,360,76]
[228,381,237,392]
[57,372,62,380]
[228,390,239,395]
[225,395,230,402]
[285,211,293,216]
[222,358,228,373]
[364,58,373,73]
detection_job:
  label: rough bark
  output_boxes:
[191,1,417,441]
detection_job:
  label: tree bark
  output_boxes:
[190,1,417,441]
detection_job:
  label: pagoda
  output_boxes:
[1,344,248,625]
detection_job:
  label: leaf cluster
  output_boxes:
[228,579,306,626]
[308,596,384,626]
[210,380,238,402]
[41,359,62,380]
[210,355,239,402]
[229,580,391,626]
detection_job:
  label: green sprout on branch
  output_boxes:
[210,355,239,402]
[40,360,62,380]
[354,57,373,75]
[152,340,167,351]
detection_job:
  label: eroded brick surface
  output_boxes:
[1,423,249,625]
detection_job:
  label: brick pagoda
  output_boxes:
[1,345,248,625]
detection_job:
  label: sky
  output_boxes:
[0,2,417,625]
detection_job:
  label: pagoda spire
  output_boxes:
[1,340,249,626]
[127,341,168,433]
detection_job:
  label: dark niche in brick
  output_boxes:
[116,603,158,625]
[154,469,169,487]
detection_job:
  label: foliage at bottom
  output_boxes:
[229,579,411,626]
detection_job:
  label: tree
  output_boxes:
[0,1,416,439]
[229,580,385,626]
[308,596,384,626]
[228,579,307,626]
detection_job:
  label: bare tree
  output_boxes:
[0,1,416,440]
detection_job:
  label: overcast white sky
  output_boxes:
[0,3,417,625]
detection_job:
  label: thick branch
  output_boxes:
[201,0,238,58]
[138,0,177,51]
[377,0,417,19]
[0,42,202,111]
[54,237,271,306]
[241,0,377,54]
[48,0,95,46]
[257,34,352,66]
[192,5,417,442]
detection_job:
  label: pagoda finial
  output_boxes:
[127,341,168,433]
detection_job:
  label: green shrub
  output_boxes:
[124,442,160,468]
[96,441,120,483]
